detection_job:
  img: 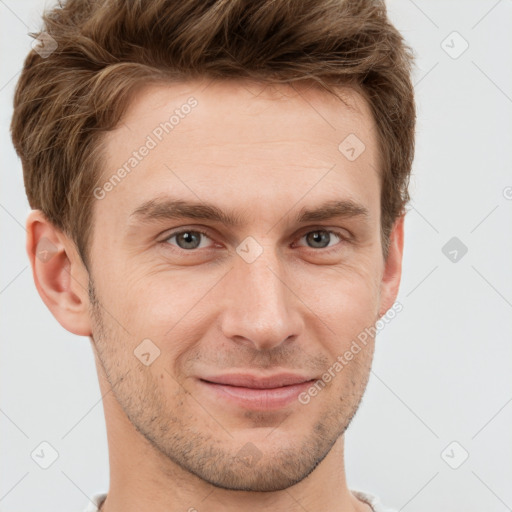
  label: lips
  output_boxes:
[200,373,314,389]
[198,373,316,410]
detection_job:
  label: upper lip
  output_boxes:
[199,373,316,389]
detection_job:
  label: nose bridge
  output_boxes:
[220,243,301,350]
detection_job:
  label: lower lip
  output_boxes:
[199,380,314,410]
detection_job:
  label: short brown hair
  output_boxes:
[11,0,416,269]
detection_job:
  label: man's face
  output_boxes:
[87,79,394,491]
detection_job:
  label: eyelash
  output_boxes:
[160,227,350,255]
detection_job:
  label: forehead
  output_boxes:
[95,79,380,233]
[114,78,375,150]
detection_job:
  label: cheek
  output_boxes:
[295,261,381,335]
[97,247,381,358]
[104,268,217,354]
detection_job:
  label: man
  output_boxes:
[11,0,415,510]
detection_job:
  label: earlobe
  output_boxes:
[378,214,405,319]
[26,210,93,337]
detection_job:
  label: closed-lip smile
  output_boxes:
[198,372,317,410]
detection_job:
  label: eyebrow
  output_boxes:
[128,196,370,227]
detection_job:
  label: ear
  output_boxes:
[26,210,93,337]
[378,214,405,318]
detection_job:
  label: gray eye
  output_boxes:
[303,230,340,249]
[175,231,202,249]
[165,230,211,250]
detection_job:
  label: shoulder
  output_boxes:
[81,492,107,512]
[351,489,397,512]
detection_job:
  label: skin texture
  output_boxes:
[26,78,404,512]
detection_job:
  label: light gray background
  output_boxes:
[1,1,511,510]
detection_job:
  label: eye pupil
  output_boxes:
[306,230,330,249]
[176,231,201,249]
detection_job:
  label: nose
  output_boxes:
[218,247,304,352]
